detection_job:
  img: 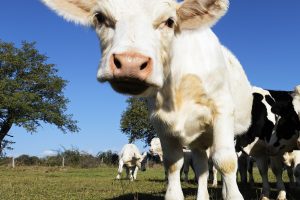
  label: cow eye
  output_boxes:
[94,12,115,28]
[95,12,106,24]
[165,17,175,28]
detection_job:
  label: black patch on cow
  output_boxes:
[272,102,300,140]
[268,90,300,141]
[268,90,293,102]
[235,93,275,151]
[265,95,275,106]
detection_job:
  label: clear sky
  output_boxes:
[0,0,299,157]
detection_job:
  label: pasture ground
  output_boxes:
[0,165,299,200]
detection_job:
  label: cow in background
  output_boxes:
[283,150,300,186]
[235,87,298,200]
[267,85,300,155]
[150,137,217,185]
[116,144,147,181]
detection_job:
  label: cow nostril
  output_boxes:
[114,57,122,69]
[140,62,148,70]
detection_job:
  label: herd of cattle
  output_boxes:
[42,0,300,199]
[118,85,300,199]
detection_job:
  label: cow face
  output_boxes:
[136,152,147,171]
[42,0,229,96]
[267,102,300,155]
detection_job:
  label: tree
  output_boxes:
[120,97,156,146]
[0,40,79,153]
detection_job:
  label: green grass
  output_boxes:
[0,165,299,200]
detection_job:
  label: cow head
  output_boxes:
[267,101,300,155]
[42,0,229,96]
[134,151,147,171]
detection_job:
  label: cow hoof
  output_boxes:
[211,183,218,188]
[276,191,287,200]
[116,175,121,180]
[260,197,269,200]
[165,193,184,200]
[276,198,287,200]
[225,196,244,200]
[276,197,287,200]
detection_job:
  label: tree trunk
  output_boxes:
[0,118,13,154]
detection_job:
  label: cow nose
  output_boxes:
[110,52,152,81]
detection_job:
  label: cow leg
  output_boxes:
[270,156,287,200]
[133,166,139,180]
[192,149,209,200]
[212,164,218,187]
[286,166,295,186]
[208,157,218,187]
[238,152,248,184]
[294,164,300,186]
[212,114,243,200]
[255,156,270,200]
[125,167,130,179]
[183,155,190,182]
[247,157,254,186]
[129,167,134,181]
[160,136,184,200]
[116,160,124,180]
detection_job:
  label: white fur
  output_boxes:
[283,150,300,186]
[116,144,146,181]
[149,137,163,162]
[293,85,300,120]
[42,0,248,199]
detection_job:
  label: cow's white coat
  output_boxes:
[42,1,251,199]
[116,144,147,181]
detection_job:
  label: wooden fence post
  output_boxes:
[62,157,65,167]
[12,157,15,168]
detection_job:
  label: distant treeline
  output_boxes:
[0,148,119,168]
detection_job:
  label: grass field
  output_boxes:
[0,165,299,200]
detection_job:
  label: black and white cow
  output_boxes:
[235,87,294,200]
[268,86,300,155]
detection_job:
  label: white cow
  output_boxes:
[283,150,300,186]
[116,144,147,181]
[294,86,300,149]
[43,1,253,199]
[149,137,196,182]
[150,137,218,186]
[149,137,163,162]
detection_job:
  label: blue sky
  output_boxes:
[0,0,299,157]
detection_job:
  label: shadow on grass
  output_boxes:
[107,192,164,200]
[108,181,300,200]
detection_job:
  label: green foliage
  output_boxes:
[97,150,118,166]
[15,154,40,166]
[6,148,118,168]
[120,98,156,146]
[0,40,79,152]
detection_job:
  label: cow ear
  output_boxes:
[294,85,300,95]
[177,0,229,30]
[42,0,97,26]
